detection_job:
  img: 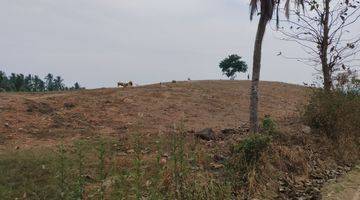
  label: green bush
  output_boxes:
[303,89,360,139]
[232,134,271,166]
[261,116,277,135]
[226,134,271,191]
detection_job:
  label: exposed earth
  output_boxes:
[0,80,359,199]
[0,80,306,151]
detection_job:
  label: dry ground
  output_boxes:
[0,80,307,151]
[321,165,360,200]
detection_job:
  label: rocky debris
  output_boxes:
[126,149,135,154]
[64,102,75,109]
[301,125,311,134]
[210,162,225,170]
[160,157,167,165]
[4,122,10,128]
[213,154,226,163]
[195,128,215,141]
[26,101,54,114]
[117,152,127,156]
[221,128,238,136]
[278,165,351,199]
[122,98,134,104]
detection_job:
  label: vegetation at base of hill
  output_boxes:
[303,89,360,140]
[0,71,83,92]
[0,125,232,200]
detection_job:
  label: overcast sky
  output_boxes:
[0,0,342,88]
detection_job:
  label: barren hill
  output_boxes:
[0,80,307,150]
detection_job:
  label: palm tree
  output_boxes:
[248,0,303,133]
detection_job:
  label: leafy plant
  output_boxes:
[219,54,247,80]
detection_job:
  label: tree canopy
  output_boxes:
[219,54,248,79]
[0,71,84,92]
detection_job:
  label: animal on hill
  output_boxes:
[117,81,133,88]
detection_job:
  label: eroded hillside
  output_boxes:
[0,80,307,150]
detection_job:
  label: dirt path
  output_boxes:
[321,165,360,200]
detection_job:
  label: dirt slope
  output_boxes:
[321,165,360,200]
[0,80,307,151]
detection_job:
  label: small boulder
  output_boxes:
[210,162,224,170]
[301,125,311,134]
[64,102,75,109]
[195,128,215,141]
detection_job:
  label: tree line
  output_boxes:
[0,71,83,92]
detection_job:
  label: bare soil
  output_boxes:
[0,80,307,151]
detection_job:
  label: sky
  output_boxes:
[0,0,348,88]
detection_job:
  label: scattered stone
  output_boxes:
[301,125,311,134]
[123,98,134,104]
[117,152,127,156]
[195,128,215,141]
[4,123,10,128]
[210,162,224,170]
[15,146,19,150]
[213,154,226,163]
[160,158,167,165]
[103,177,115,188]
[221,128,237,135]
[127,149,135,154]
[145,180,151,187]
[64,102,75,109]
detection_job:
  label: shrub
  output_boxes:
[226,134,271,192]
[232,134,271,166]
[303,89,360,139]
[261,115,277,135]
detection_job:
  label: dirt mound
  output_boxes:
[0,80,307,150]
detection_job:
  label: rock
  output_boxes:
[145,180,151,187]
[210,162,224,169]
[117,152,127,156]
[103,177,115,188]
[195,128,215,141]
[160,158,167,165]
[301,125,311,134]
[213,154,225,163]
[221,128,237,135]
[64,102,75,109]
[279,186,286,193]
[14,146,19,150]
[4,123,10,128]
[123,98,134,104]
[127,149,135,154]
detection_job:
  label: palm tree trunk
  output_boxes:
[250,15,268,133]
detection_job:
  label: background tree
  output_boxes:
[24,74,33,92]
[45,73,54,91]
[0,71,82,92]
[219,54,248,80]
[53,76,65,91]
[33,75,45,92]
[74,82,81,90]
[277,0,360,91]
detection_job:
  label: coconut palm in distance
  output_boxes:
[248,0,303,133]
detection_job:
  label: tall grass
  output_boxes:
[0,123,234,200]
